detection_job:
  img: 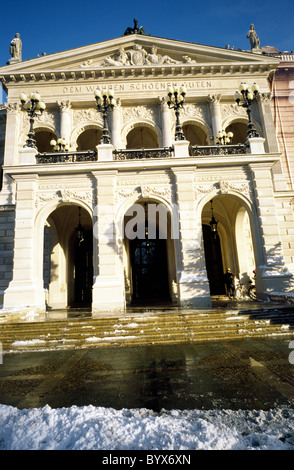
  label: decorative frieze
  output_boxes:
[122,105,159,126]
[73,108,102,126]
[35,186,95,209]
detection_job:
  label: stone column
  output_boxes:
[3,169,46,312]
[256,93,279,153]
[58,100,72,144]
[249,162,294,296]
[110,98,122,149]
[91,170,125,312]
[256,92,288,190]
[208,94,222,142]
[172,166,211,307]
[4,102,21,166]
[160,98,173,147]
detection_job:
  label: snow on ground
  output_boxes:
[0,404,294,450]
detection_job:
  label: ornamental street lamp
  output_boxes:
[50,138,69,152]
[209,199,218,239]
[166,85,186,141]
[234,82,259,139]
[20,92,46,148]
[216,130,233,145]
[75,206,84,246]
[94,88,116,144]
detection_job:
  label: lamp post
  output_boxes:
[75,206,84,246]
[234,82,259,139]
[209,199,218,239]
[216,130,233,145]
[20,92,46,148]
[50,138,69,152]
[94,88,116,144]
[166,85,186,141]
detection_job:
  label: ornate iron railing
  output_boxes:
[113,147,174,160]
[36,150,97,163]
[189,144,247,157]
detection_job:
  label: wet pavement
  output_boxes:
[1,335,294,411]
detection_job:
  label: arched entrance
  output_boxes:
[43,204,93,309]
[123,200,177,305]
[202,195,256,297]
[202,224,225,295]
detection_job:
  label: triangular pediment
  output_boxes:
[0,34,280,80]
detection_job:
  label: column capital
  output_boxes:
[57,100,72,111]
[207,94,222,104]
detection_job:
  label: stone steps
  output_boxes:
[1,307,294,352]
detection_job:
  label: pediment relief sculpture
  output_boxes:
[80,45,197,68]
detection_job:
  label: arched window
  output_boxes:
[77,128,102,151]
[225,122,248,145]
[35,129,57,153]
[126,126,159,149]
[182,123,208,145]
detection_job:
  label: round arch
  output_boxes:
[35,200,94,309]
[223,117,262,144]
[181,119,211,145]
[122,121,161,148]
[70,123,102,150]
[117,195,179,305]
[19,125,57,151]
[199,190,264,296]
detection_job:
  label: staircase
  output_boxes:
[1,305,294,353]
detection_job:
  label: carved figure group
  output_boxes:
[94,44,196,68]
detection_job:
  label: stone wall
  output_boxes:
[0,207,15,305]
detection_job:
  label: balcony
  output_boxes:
[35,143,249,164]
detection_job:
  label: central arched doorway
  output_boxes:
[43,204,93,309]
[123,200,177,306]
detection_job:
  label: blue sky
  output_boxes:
[0,0,293,86]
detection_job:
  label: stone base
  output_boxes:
[3,280,46,313]
[177,271,212,308]
[92,275,125,313]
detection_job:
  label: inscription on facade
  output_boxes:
[62,81,214,95]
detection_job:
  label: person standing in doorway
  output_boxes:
[224,268,235,299]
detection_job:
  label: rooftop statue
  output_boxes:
[247,24,260,51]
[124,19,146,36]
[8,33,22,64]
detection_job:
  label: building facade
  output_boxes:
[0,27,293,314]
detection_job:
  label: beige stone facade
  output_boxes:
[0,33,293,314]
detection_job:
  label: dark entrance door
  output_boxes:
[202,224,225,295]
[73,229,93,307]
[130,236,170,304]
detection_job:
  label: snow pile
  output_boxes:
[0,405,294,450]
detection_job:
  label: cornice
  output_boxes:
[0,62,278,88]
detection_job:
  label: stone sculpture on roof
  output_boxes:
[247,24,260,51]
[8,33,22,64]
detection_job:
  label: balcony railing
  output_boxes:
[113,147,174,160]
[36,150,97,163]
[189,144,247,157]
[36,144,248,164]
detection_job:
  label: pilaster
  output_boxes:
[172,166,211,307]
[3,102,21,166]
[111,98,122,149]
[91,170,125,312]
[3,173,46,312]
[250,162,294,296]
